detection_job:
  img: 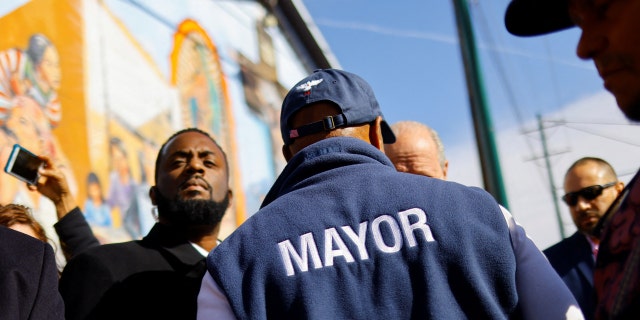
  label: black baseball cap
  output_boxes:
[505,0,574,37]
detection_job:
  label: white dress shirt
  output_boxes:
[197,271,235,319]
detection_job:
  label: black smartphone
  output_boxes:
[4,144,44,185]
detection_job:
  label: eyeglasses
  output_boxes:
[561,182,617,206]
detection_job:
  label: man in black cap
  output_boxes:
[197,68,583,319]
[505,1,640,319]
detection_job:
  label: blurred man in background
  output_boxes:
[544,157,624,320]
[385,120,448,180]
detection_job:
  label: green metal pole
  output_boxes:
[451,0,509,208]
[537,114,566,238]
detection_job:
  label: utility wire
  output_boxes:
[543,118,640,147]
[469,1,527,128]
[560,123,640,147]
[546,119,640,126]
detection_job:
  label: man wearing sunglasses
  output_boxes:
[543,157,624,320]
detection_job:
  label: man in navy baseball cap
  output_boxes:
[197,68,583,319]
[279,68,395,147]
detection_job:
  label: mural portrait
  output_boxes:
[0,0,313,268]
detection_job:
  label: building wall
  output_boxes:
[0,0,315,268]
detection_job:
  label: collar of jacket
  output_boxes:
[261,137,395,208]
[142,223,205,266]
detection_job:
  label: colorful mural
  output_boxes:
[0,0,310,268]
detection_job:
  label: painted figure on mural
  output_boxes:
[0,33,61,127]
[172,20,230,145]
[0,33,78,266]
[106,136,144,239]
[135,142,159,235]
[0,96,73,265]
[0,33,78,202]
[83,172,112,227]
[122,145,156,239]
[0,33,74,166]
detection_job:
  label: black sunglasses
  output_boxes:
[561,182,617,206]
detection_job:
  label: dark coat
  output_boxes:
[54,207,100,259]
[544,231,595,320]
[59,222,207,320]
[0,226,65,320]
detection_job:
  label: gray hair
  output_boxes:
[390,120,447,170]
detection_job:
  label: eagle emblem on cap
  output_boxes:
[295,79,323,94]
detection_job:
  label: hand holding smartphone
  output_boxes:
[4,144,45,185]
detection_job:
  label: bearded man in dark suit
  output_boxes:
[59,128,233,320]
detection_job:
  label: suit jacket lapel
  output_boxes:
[142,223,207,277]
[572,232,595,287]
[577,255,595,287]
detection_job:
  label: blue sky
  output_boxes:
[301,0,640,248]
[301,0,601,146]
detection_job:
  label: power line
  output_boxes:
[542,119,640,147]
[470,1,527,127]
[546,119,640,126]
[561,124,640,148]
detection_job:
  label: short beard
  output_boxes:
[154,189,230,228]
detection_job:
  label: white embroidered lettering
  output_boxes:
[277,209,436,276]
[278,232,322,276]
[341,222,369,260]
[371,215,402,253]
[324,228,355,267]
[398,208,435,246]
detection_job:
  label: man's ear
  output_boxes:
[282,144,293,162]
[226,189,234,208]
[369,116,384,152]
[149,186,157,205]
[442,160,450,180]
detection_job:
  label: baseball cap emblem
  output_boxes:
[296,79,323,95]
